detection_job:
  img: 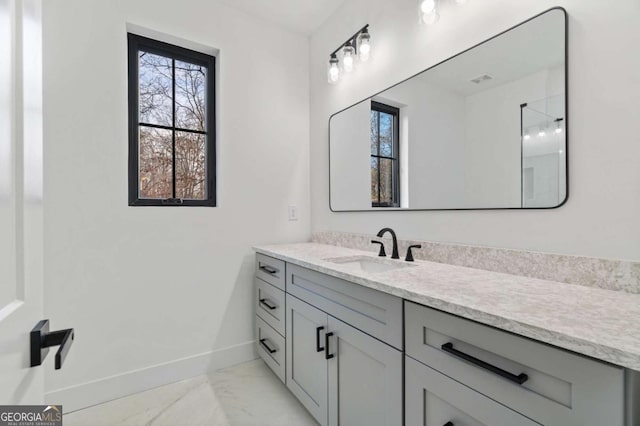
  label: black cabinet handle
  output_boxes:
[441,342,528,385]
[259,298,277,310]
[316,326,325,352]
[443,422,454,426]
[259,265,278,275]
[325,332,335,360]
[259,338,277,354]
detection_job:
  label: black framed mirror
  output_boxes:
[329,7,568,212]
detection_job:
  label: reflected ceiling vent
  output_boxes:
[470,73,493,84]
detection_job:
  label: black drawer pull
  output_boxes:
[316,326,325,352]
[444,422,454,426]
[325,332,334,360]
[259,298,277,310]
[441,342,528,385]
[259,338,277,354]
[259,265,278,275]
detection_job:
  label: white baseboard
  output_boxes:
[45,340,258,413]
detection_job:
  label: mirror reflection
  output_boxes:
[329,8,567,211]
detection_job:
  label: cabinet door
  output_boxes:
[327,316,403,426]
[286,294,329,425]
[405,356,540,426]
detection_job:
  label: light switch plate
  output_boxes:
[288,205,298,221]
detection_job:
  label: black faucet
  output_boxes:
[376,228,399,259]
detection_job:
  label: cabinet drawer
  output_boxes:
[406,356,539,426]
[405,301,624,426]
[286,264,403,350]
[255,253,286,291]
[256,315,285,383]
[255,278,285,336]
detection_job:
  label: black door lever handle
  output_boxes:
[30,319,74,370]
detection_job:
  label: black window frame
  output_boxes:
[127,33,216,207]
[370,101,400,208]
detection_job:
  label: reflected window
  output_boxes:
[128,33,216,206]
[370,101,399,207]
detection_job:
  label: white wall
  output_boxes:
[42,0,309,409]
[381,80,466,208]
[329,100,371,209]
[310,0,640,260]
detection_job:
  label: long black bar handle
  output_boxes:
[259,338,277,354]
[259,264,278,275]
[443,422,454,426]
[325,332,335,360]
[441,342,528,385]
[259,298,277,310]
[316,326,325,352]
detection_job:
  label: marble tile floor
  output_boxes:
[64,359,318,426]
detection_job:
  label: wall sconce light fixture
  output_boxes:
[327,24,370,84]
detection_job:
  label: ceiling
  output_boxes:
[218,0,347,35]
[411,9,565,97]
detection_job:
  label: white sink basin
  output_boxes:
[324,255,415,274]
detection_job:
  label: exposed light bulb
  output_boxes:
[420,0,439,24]
[342,42,355,73]
[555,127,563,134]
[328,54,340,84]
[420,0,436,14]
[538,130,546,137]
[421,10,440,24]
[523,134,531,140]
[358,29,371,62]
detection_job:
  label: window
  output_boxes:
[128,33,216,206]
[370,101,400,207]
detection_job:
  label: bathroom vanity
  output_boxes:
[253,243,640,426]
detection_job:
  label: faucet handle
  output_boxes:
[371,240,387,257]
[405,244,422,262]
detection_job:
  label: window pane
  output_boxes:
[175,60,206,131]
[379,112,393,157]
[139,52,173,127]
[379,158,393,205]
[371,157,379,204]
[139,127,173,199]
[370,110,379,155]
[175,131,206,200]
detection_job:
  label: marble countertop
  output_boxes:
[254,242,640,371]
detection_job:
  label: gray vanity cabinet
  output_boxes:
[285,294,329,425]
[254,255,287,384]
[286,293,403,426]
[257,252,635,426]
[405,301,625,426]
[405,356,539,426]
[327,316,402,426]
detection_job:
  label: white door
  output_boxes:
[0,0,45,404]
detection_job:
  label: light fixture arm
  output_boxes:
[330,24,369,58]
